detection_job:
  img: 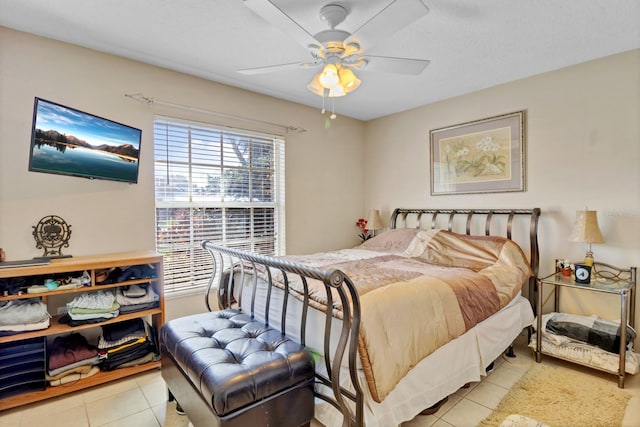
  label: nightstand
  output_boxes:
[534,261,636,388]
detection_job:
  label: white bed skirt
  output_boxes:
[315,296,534,427]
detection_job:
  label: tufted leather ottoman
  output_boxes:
[161,309,315,427]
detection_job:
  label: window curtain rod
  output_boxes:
[124,93,306,135]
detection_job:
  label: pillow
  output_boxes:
[357,228,421,253]
[408,229,516,271]
[405,230,532,303]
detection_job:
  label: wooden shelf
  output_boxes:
[0,308,163,344]
[0,361,161,411]
[0,251,165,410]
[0,251,162,279]
[1,278,160,301]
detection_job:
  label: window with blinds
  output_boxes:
[154,118,285,295]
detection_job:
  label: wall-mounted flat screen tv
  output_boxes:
[29,97,142,184]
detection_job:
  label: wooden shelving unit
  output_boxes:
[0,251,164,411]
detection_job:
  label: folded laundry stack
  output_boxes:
[60,291,120,326]
[96,264,157,285]
[46,333,100,386]
[0,298,50,335]
[116,284,160,314]
[98,318,159,371]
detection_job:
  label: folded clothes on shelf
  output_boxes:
[47,366,100,386]
[95,264,156,285]
[0,277,27,296]
[116,264,157,282]
[98,318,159,371]
[65,290,120,321]
[115,284,160,314]
[0,298,50,334]
[48,333,99,371]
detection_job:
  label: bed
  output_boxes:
[203,208,541,426]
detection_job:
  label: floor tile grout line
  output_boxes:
[82,401,91,427]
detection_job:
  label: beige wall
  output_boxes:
[2,27,639,341]
[0,27,365,260]
[364,49,640,339]
[0,27,365,317]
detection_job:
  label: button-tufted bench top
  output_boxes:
[161,309,315,417]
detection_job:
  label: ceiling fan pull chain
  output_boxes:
[330,98,337,120]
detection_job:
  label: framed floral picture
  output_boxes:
[430,110,526,195]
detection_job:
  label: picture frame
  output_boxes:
[430,110,526,195]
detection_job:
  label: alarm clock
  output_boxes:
[574,264,592,284]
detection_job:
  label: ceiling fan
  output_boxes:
[239,0,431,98]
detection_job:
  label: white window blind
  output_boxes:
[154,118,285,295]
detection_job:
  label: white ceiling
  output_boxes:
[1,0,639,121]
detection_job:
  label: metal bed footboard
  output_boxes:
[201,241,364,427]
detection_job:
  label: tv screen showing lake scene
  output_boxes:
[29,98,142,183]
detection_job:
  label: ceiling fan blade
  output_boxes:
[238,61,322,75]
[359,55,430,75]
[345,0,429,51]
[243,0,320,49]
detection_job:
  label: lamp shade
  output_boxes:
[366,209,384,231]
[338,67,361,93]
[307,73,325,96]
[307,63,362,98]
[318,64,339,88]
[568,210,604,243]
[328,84,346,98]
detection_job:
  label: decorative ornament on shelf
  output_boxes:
[32,215,72,259]
[568,208,604,266]
[557,259,575,277]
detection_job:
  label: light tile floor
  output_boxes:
[2,335,639,427]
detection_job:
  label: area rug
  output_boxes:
[479,363,631,427]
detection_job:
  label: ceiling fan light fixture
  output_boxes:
[318,63,340,88]
[242,0,432,118]
[328,84,346,98]
[306,73,326,96]
[319,3,348,29]
[338,67,360,93]
[341,42,360,57]
[308,62,361,98]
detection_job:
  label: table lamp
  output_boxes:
[366,209,384,237]
[568,209,604,266]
